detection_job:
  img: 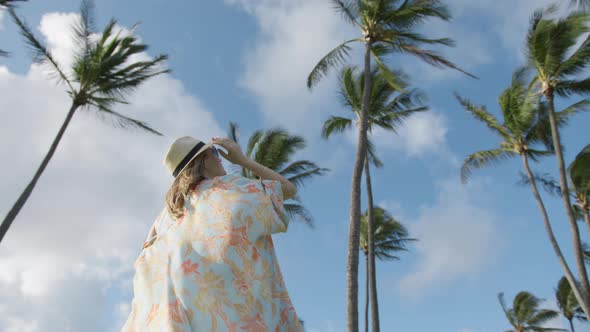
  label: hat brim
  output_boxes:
[173,141,214,180]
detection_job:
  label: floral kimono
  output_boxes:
[121,173,302,332]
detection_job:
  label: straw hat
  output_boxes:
[163,136,213,178]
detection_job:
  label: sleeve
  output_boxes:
[257,178,290,236]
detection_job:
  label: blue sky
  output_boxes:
[1,0,590,331]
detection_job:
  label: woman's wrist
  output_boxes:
[237,156,252,168]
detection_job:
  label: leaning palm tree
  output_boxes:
[226,122,329,227]
[307,2,473,329]
[526,6,590,316]
[499,291,565,332]
[0,0,168,244]
[359,206,415,332]
[556,276,588,332]
[0,0,27,56]
[323,65,426,330]
[457,68,590,318]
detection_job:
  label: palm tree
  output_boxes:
[226,122,329,227]
[498,291,565,332]
[359,206,415,332]
[457,69,590,318]
[556,276,588,332]
[322,66,426,330]
[526,6,590,316]
[0,0,169,244]
[307,2,473,329]
[0,0,27,56]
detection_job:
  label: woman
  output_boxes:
[121,136,303,331]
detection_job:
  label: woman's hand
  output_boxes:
[211,137,249,166]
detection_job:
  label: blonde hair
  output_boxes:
[165,152,208,220]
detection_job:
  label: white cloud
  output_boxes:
[344,110,449,158]
[399,177,504,299]
[0,12,224,332]
[230,0,358,136]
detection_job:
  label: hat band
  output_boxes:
[173,142,206,178]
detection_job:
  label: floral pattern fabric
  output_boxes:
[121,173,302,331]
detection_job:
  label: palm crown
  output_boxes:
[322,66,428,167]
[9,0,169,134]
[499,291,565,332]
[526,7,590,98]
[359,206,415,259]
[556,276,587,325]
[307,0,474,90]
[457,69,587,183]
[227,123,329,227]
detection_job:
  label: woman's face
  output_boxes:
[203,146,226,177]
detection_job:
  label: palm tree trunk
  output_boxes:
[545,89,590,315]
[0,103,79,244]
[365,254,369,332]
[347,40,372,332]
[569,318,575,332]
[364,155,379,332]
[521,152,590,318]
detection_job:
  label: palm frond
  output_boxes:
[338,66,362,112]
[461,149,517,184]
[524,5,559,72]
[455,93,512,141]
[227,121,240,144]
[331,0,362,28]
[245,130,264,159]
[382,0,451,29]
[307,39,359,89]
[321,116,353,138]
[280,160,329,179]
[0,0,27,8]
[391,42,477,79]
[517,171,564,198]
[555,78,590,98]
[287,167,330,188]
[8,8,74,91]
[87,103,162,136]
[499,292,518,328]
[366,136,384,168]
[372,106,428,133]
[72,0,95,59]
[284,202,315,228]
[371,51,406,91]
[555,32,590,78]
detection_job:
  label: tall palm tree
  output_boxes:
[0,0,169,244]
[526,6,590,316]
[226,122,329,227]
[556,276,588,332]
[0,0,27,56]
[307,2,473,329]
[498,291,565,332]
[359,206,415,332]
[322,65,426,330]
[457,69,590,318]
